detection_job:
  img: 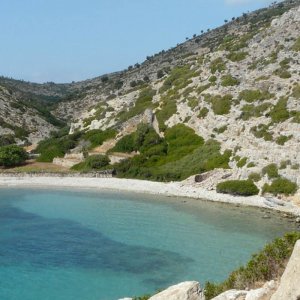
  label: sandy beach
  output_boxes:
[1,175,300,217]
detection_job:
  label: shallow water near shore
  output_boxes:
[0,188,297,300]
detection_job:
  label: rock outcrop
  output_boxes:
[148,281,204,300]
[270,240,300,300]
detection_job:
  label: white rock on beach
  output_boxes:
[148,281,204,300]
[270,240,300,300]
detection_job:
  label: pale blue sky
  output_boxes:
[0,0,274,83]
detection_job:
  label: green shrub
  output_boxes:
[292,37,300,51]
[0,145,28,167]
[198,107,209,118]
[292,84,300,99]
[156,90,178,131]
[262,163,279,179]
[209,75,217,83]
[36,132,83,162]
[237,157,247,168]
[113,134,136,153]
[221,75,240,86]
[247,162,255,168]
[274,68,291,79]
[204,94,232,115]
[240,103,272,120]
[210,58,226,74]
[83,129,117,148]
[213,125,227,134]
[227,51,248,62]
[115,125,230,182]
[262,178,298,196]
[269,98,290,123]
[250,124,273,141]
[159,65,198,93]
[279,160,291,169]
[0,134,15,147]
[239,89,273,103]
[117,87,156,122]
[248,172,261,182]
[187,96,199,109]
[275,135,292,145]
[197,84,211,94]
[72,155,110,172]
[205,232,300,299]
[216,180,259,196]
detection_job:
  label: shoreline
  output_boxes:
[0,175,300,217]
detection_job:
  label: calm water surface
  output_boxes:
[0,188,296,300]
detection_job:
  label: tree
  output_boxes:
[86,155,110,169]
[0,145,28,167]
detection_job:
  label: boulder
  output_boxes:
[149,281,204,300]
[211,289,247,300]
[270,240,300,300]
[245,280,277,300]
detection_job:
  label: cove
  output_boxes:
[0,188,296,300]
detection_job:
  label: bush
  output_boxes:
[0,145,28,167]
[205,232,300,299]
[227,51,248,62]
[262,163,279,179]
[117,87,156,122]
[237,157,247,168]
[113,134,136,153]
[248,172,261,182]
[204,94,232,115]
[72,155,110,172]
[292,37,300,51]
[250,124,273,141]
[83,129,117,148]
[198,107,209,118]
[292,84,300,99]
[240,103,272,120]
[0,134,16,147]
[239,89,273,103]
[216,180,259,196]
[221,75,240,86]
[36,134,80,162]
[210,58,226,74]
[275,135,292,145]
[262,178,298,196]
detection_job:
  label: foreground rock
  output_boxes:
[148,281,204,300]
[270,240,300,300]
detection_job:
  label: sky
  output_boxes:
[0,0,275,83]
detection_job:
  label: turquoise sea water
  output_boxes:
[0,188,296,300]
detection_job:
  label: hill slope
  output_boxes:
[2,0,300,194]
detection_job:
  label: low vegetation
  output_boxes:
[0,145,28,167]
[227,51,248,62]
[205,232,300,299]
[221,75,240,87]
[72,155,110,172]
[238,89,273,103]
[114,124,230,181]
[216,180,259,196]
[204,94,232,115]
[262,178,298,196]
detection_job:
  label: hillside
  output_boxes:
[1,0,300,195]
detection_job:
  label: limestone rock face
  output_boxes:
[245,281,278,300]
[270,240,300,300]
[211,289,247,300]
[148,281,204,300]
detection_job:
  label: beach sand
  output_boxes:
[0,175,300,216]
